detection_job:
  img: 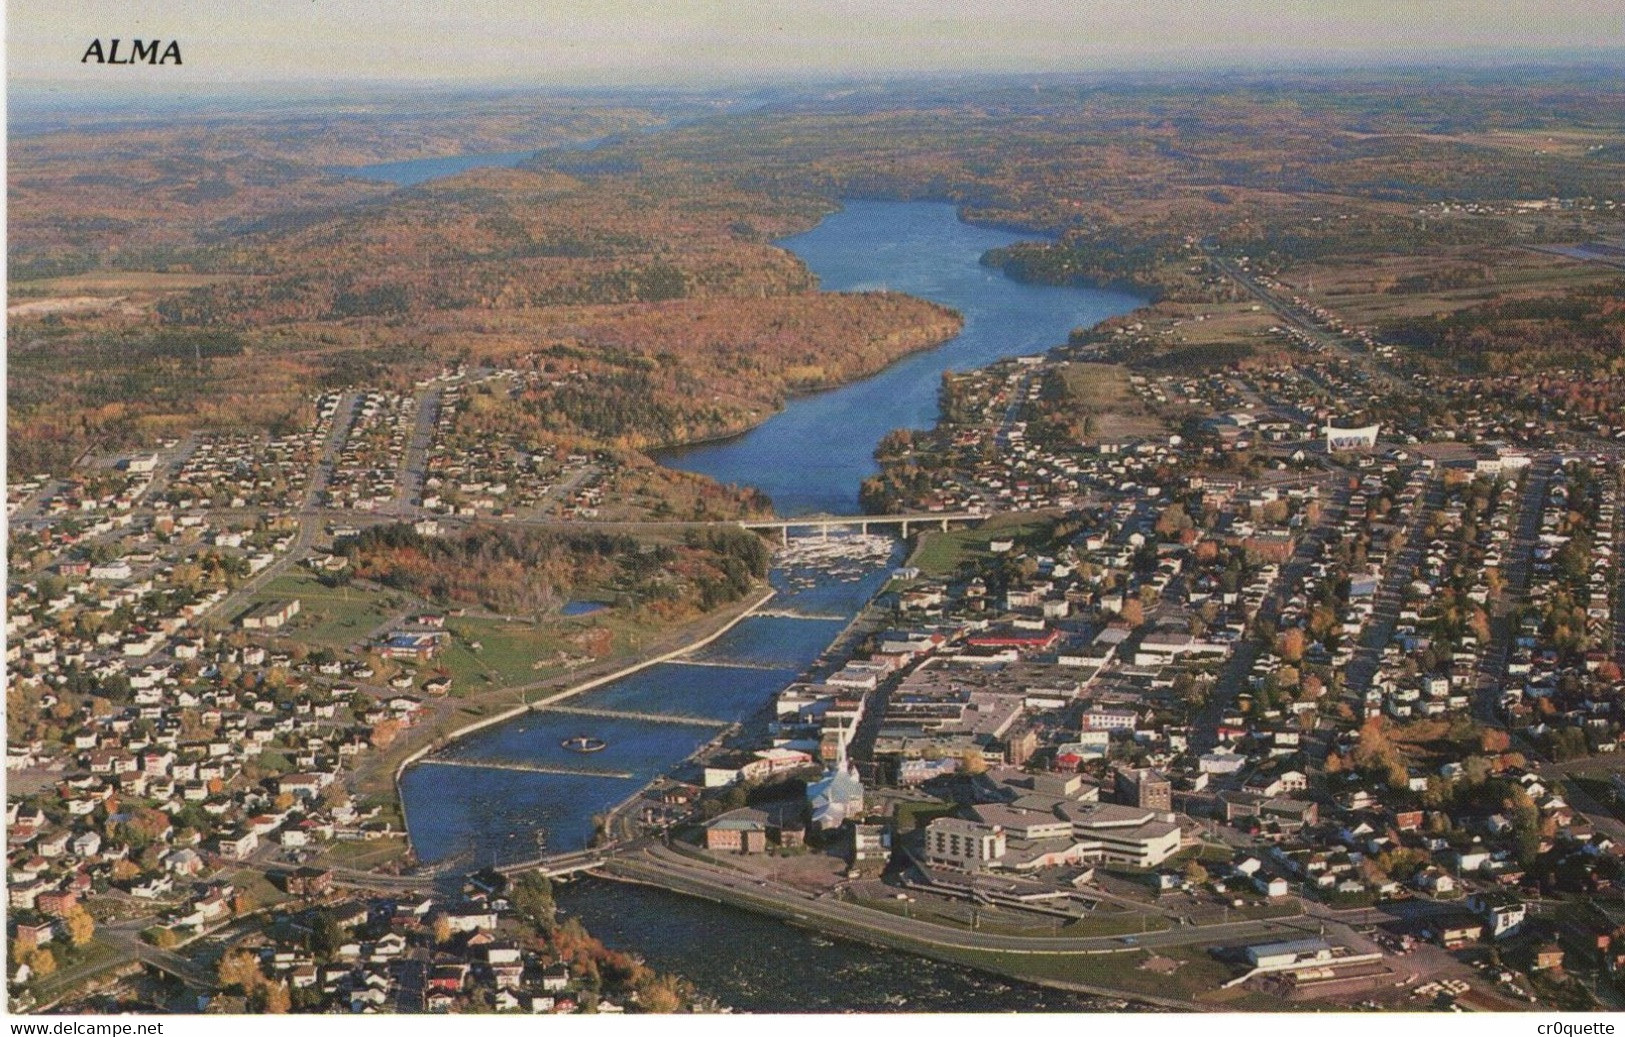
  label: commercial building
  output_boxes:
[1324,423,1380,451]
[1115,767,1172,811]
[925,817,1008,872]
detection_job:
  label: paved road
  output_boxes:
[1476,458,1554,723]
[1198,481,1346,751]
[1345,472,1441,697]
[1614,470,1625,663]
[1209,254,1407,396]
[608,843,1318,957]
[201,391,359,625]
[390,385,442,514]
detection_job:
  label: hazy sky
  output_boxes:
[9,0,1624,86]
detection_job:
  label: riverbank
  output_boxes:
[387,198,1156,1005]
[387,584,779,864]
[659,201,1146,517]
[596,852,1213,1013]
[647,300,965,456]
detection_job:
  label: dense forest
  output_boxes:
[9,70,1625,474]
[1384,281,1625,375]
[339,522,772,617]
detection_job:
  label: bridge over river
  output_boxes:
[738,510,985,544]
[415,758,636,780]
[533,703,733,728]
[495,848,609,879]
[670,657,791,670]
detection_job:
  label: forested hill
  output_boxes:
[7,94,962,475]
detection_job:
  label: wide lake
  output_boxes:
[658,199,1142,515]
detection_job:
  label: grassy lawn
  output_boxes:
[941,942,1256,1005]
[27,937,127,1003]
[908,515,1055,579]
[318,835,409,868]
[1229,900,1304,922]
[249,570,399,650]
[1058,362,1168,440]
[1059,361,1141,405]
[1158,308,1276,347]
[435,600,713,695]
[228,868,289,911]
[858,893,1166,940]
[438,616,580,692]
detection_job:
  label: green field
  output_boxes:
[1055,361,1167,439]
[906,515,1055,579]
[1297,249,1620,324]
[437,608,672,695]
[860,895,1166,939]
[317,835,409,869]
[942,942,1279,1008]
[248,569,695,697]
[228,868,290,912]
[436,615,581,692]
[248,570,399,650]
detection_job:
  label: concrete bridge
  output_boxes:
[668,657,791,671]
[751,608,847,621]
[740,510,986,544]
[415,757,635,779]
[533,703,732,729]
[132,941,218,991]
[496,848,609,879]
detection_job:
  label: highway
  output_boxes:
[606,842,1325,956]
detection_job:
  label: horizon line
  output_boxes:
[10,45,1625,99]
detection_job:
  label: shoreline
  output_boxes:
[591,861,1201,1014]
[646,301,965,459]
[391,584,778,862]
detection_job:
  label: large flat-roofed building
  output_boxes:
[380,630,444,660]
[1231,938,1392,1000]
[968,804,1073,841]
[240,599,300,630]
[1247,939,1336,970]
[1467,890,1527,939]
[926,817,1007,872]
[1132,631,1231,667]
[1081,706,1139,732]
[706,813,769,854]
[121,454,160,474]
[1059,802,1183,867]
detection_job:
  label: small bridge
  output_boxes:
[416,758,635,779]
[533,703,732,728]
[752,608,847,621]
[133,943,217,990]
[667,657,791,671]
[496,848,609,879]
[740,510,985,544]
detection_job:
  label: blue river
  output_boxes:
[659,200,1142,515]
[395,196,1144,1010]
